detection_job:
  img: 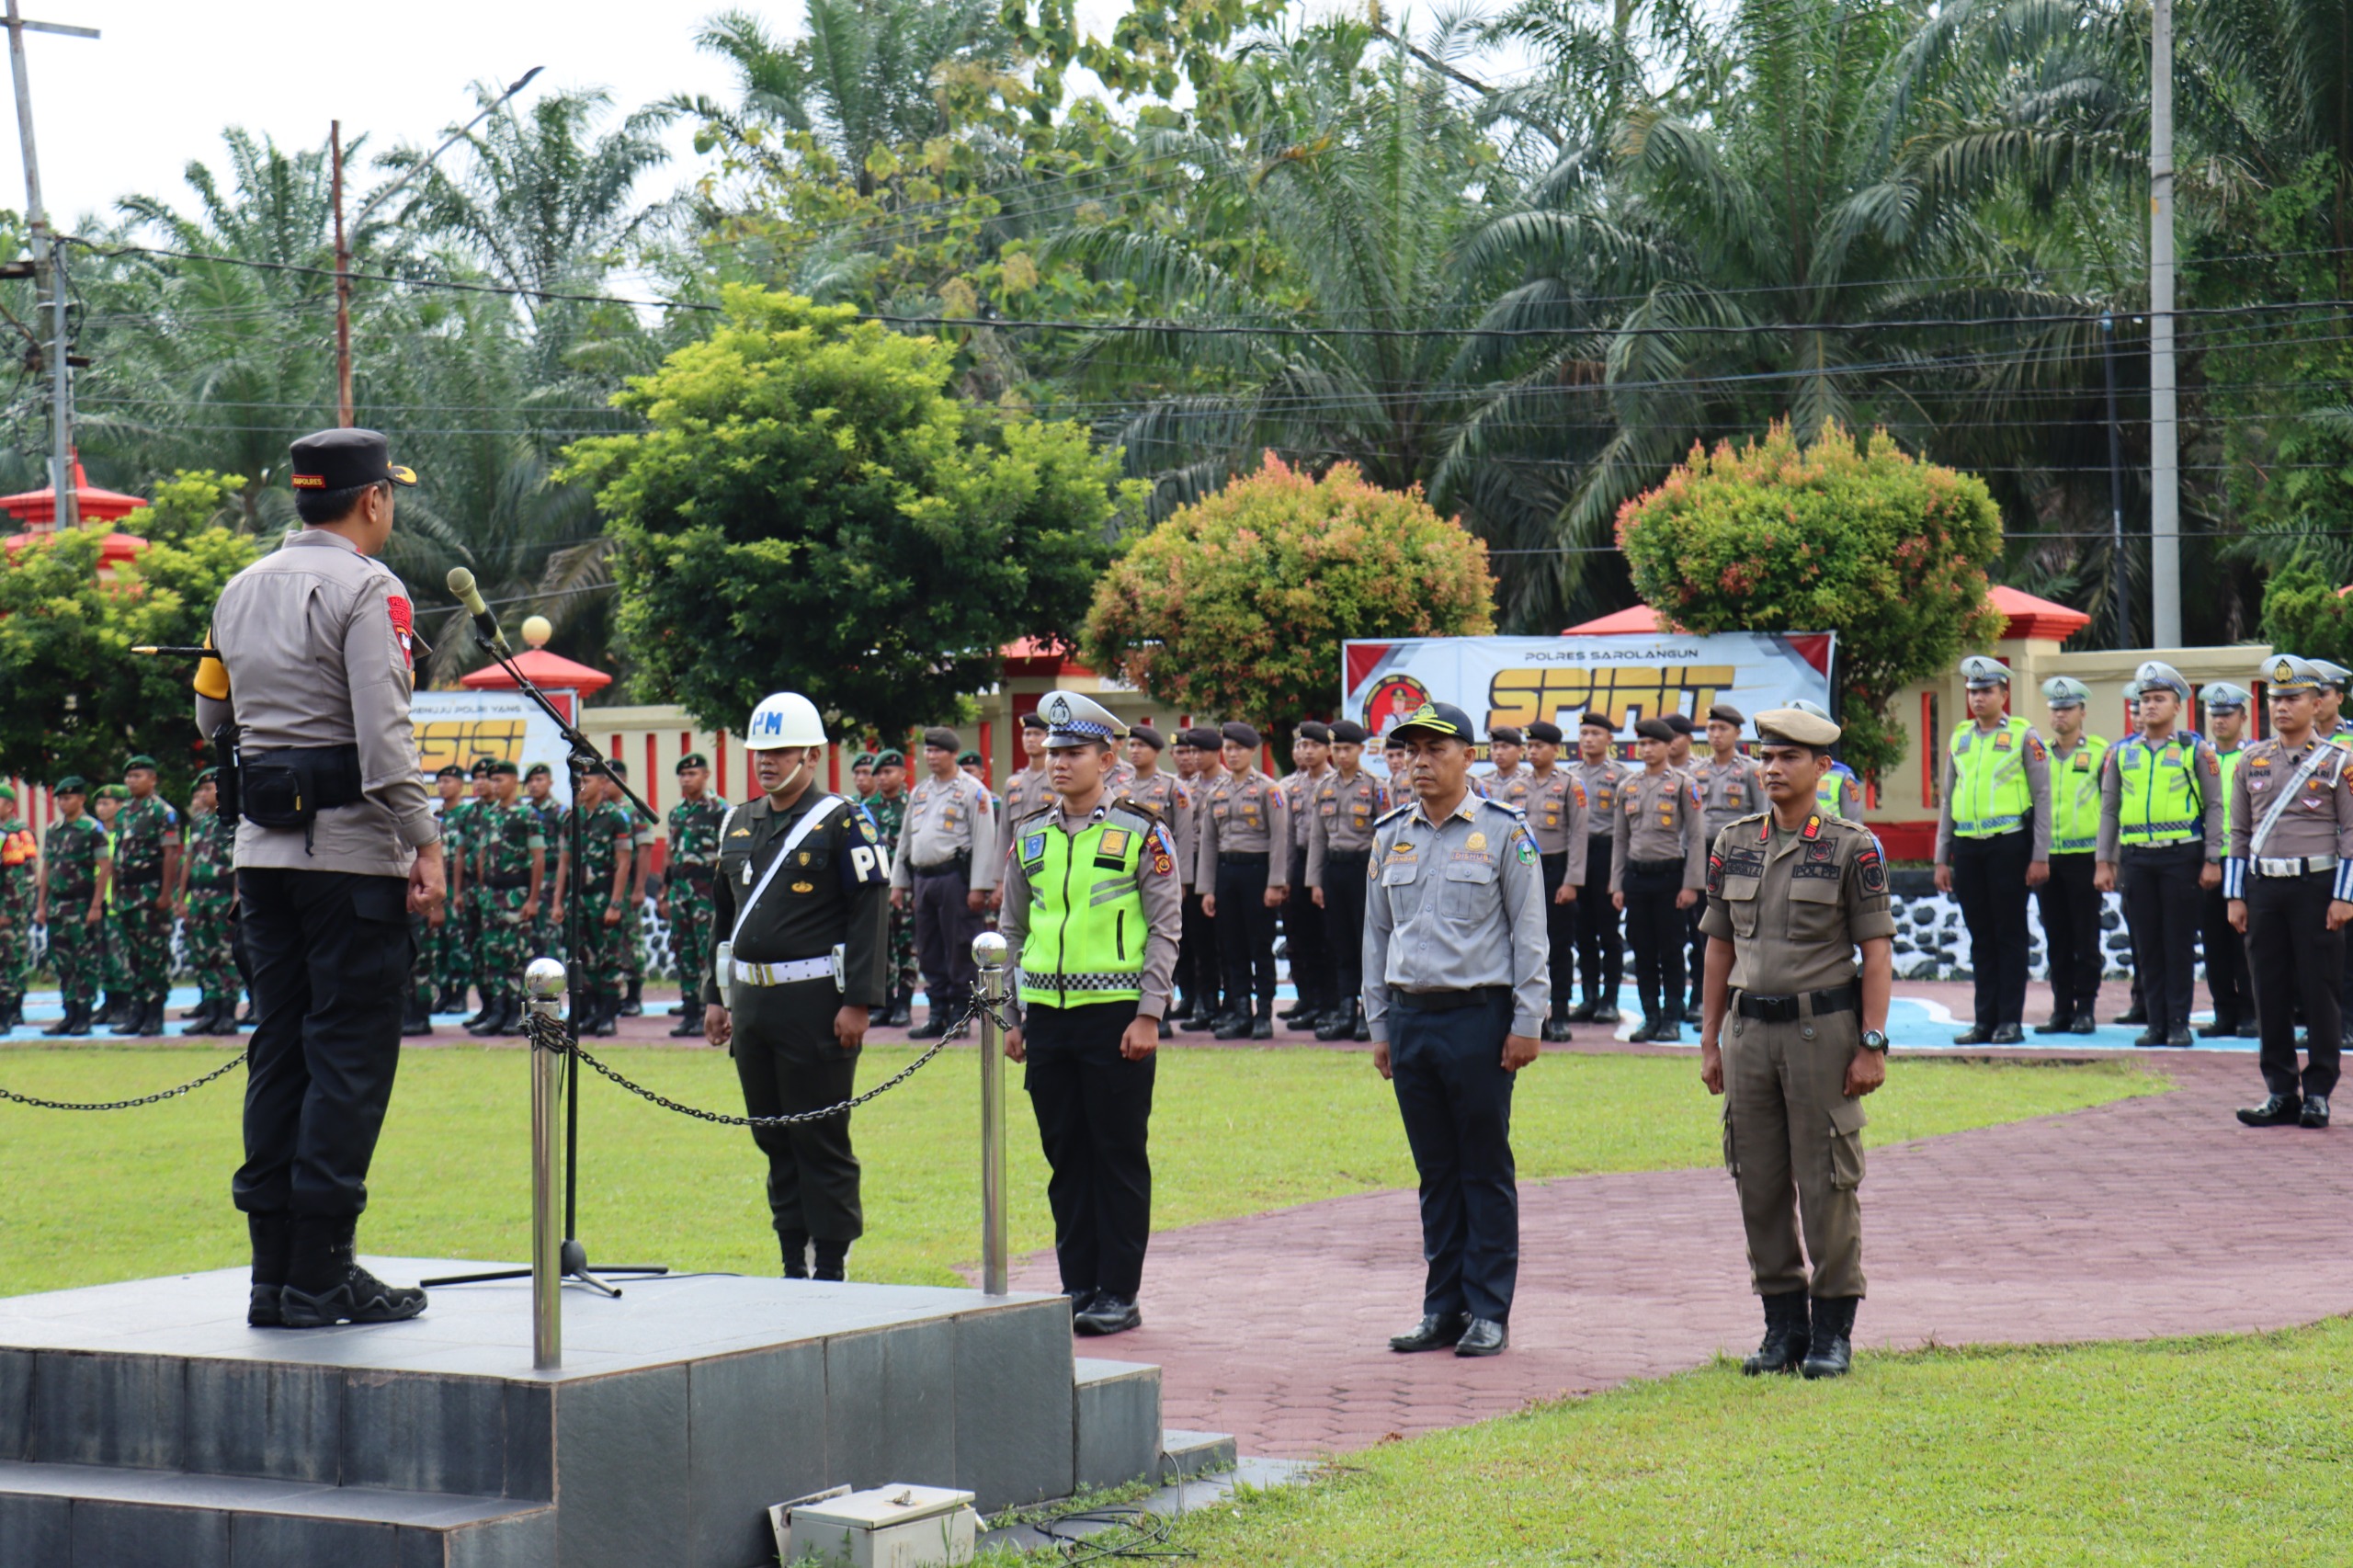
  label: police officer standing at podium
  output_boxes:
[197,427,442,1330]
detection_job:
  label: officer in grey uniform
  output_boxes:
[1690,703,1764,1022]
[1307,719,1385,1040]
[198,427,441,1330]
[1115,724,1191,1040]
[1699,705,1893,1381]
[1280,722,1335,1030]
[2200,681,2255,1038]
[1495,721,1587,1041]
[1611,718,1707,1040]
[1571,712,1627,1022]
[1197,721,1291,1039]
[1366,701,1548,1359]
[2225,655,2353,1129]
[892,725,1001,1039]
[999,713,1054,830]
[704,691,892,1279]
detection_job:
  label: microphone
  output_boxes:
[446,567,512,657]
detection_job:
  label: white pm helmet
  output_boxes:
[745,691,827,750]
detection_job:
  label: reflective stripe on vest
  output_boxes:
[2049,734,2109,854]
[1016,812,1148,1007]
[2115,734,2203,846]
[1949,718,2032,837]
[2219,748,2243,840]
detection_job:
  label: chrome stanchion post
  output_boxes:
[972,932,1009,1296]
[524,958,568,1369]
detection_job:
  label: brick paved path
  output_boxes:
[1013,1051,2353,1457]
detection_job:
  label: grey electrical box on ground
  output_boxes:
[775,1483,979,1567]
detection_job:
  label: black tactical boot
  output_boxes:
[1801,1296,1857,1379]
[1211,1009,1251,1040]
[434,984,463,1016]
[491,996,527,1038]
[906,994,949,1040]
[40,1001,79,1037]
[813,1238,849,1283]
[589,993,620,1038]
[1250,1002,1274,1040]
[1566,997,1599,1023]
[247,1211,291,1328]
[884,994,912,1028]
[1741,1290,1810,1375]
[278,1217,427,1328]
[1351,1002,1370,1042]
[669,1006,703,1038]
[1314,1002,1358,1041]
[402,993,436,1038]
[780,1228,810,1279]
[1181,1006,1226,1034]
[109,996,144,1036]
[465,989,494,1029]
[99,992,129,1028]
[620,979,643,1017]
[468,996,506,1038]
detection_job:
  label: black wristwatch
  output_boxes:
[1860,1029,1890,1054]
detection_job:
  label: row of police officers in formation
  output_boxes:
[1935,650,2353,1130]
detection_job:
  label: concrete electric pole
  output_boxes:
[2148,0,2180,646]
[1,0,93,528]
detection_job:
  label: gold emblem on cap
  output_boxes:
[2277,660,2294,682]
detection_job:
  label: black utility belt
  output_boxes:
[234,744,363,831]
[480,871,533,891]
[1628,858,1688,877]
[1734,983,1859,1024]
[1219,851,1270,865]
[1324,848,1371,861]
[911,853,971,876]
[1394,984,1511,1014]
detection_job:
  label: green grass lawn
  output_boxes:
[1142,1317,2353,1567]
[0,1042,2158,1297]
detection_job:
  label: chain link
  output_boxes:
[0,1043,251,1112]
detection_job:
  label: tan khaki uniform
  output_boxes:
[1699,812,1896,1299]
[1693,753,1766,841]
[1496,768,1588,879]
[1304,770,1386,888]
[1113,768,1193,875]
[1608,768,1707,892]
[889,773,1002,892]
[1194,769,1291,885]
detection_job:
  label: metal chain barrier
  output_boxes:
[0,1042,251,1112]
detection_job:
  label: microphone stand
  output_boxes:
[421,627,668,1299]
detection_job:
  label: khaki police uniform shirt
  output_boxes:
[1573,757,1628,839]
[1495,767,1589,880]
[1699,812,1897,994]
[889,771,1002,891]
[1305,768,1387,888]
[1362,792,1550,1041]
[1196,768,1291,885]
[1935,721,2055,862]
[2094,729,2224,863]
[1281,766,1329,883]
[1694,753,1766,840]
[998,766,1052,835]
[999,798,1185,1022]
[1113,767,1193,878]
[2227,735,2353,877]
[194,528,436,878]
[1609,767,1708,893]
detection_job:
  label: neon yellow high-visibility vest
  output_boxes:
[2048,734,2109,854]
[1013,806,1154,1008]
[2114,733,2205,846]
[1948,718,2034,837]
[2218,747,2243,839]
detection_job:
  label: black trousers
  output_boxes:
[1621,861,1687,1022]
[2120,841,2204,1036]
[1685,899,1708,1011]
[1285,874,1328,1010]
[913,867,983,1001]
[733,977,863,1241]
[1322,851,1370,1008]
[2036,852,2103,1018]
[1949,830,2032,1028]
[2201,881,2250,1025]
[233,869,413,1220]
[1575,835,1622,1006]
[1025,1000,1154,1299]
[1539,853,1576,1021]
[2245,870,2343,1098]
[1179,889,1218,1014]
[1390,988,1518,1323]
[1215,855,1278,1008]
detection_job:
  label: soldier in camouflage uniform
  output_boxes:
[36,778,108,1036]
[607,758,654,1017]
[524,763,568,965]
[419,764,465,1017]
[468,759,546,1037]
[662,751,729,1037]
[110,756,181,1038]
[866,748,917,1026]
[572,768,637,1036]
[449,758,495,1025]
[177,768,243,1036]
[0,784,35,1028]
[91,785,129,1025]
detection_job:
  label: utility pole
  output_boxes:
[1,0,94,529]
[2102,312,2127,647]
[2148,0,2180,646]
[331,66,540,429]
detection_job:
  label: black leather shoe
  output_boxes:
[1540,1020,1573,1043]
[1249,1010,1274,1040]
[1074,1295,1141,1336]
[906,1000,949,1040]
[670,1013,704,1038]
[1212,1012,1251,1040]
[1742,1290,1811,1375]
[2197,1017,2235,1039]
[1351,1007,1370,1042]
[1180,1010,1225,1034]
[468,998,506,1038]
[1388,1312,1471,1352]
[2302,1095,2331,1128]
[2234,1018,2262,1039]
[1626,1019,1655,1043]
[1279,1000,1312,1022]
[2237,1095,2303,1127]
[1990,1023,2024,1045]
[1951,1026,1994,1045]
[1453,1318,1508,1357]
[1649,1021,1682,1043]
[2114,1004,2146,1026]
[2164,1026,2193,1048]
[1683,1003,1705,1026]
[2034,1013,2072,1035]
[2067,1014,2098,1035]
[1566,999,1599,1023]
[2131,1028,2162,1048]
[1591,1006,1622,1024]
[1314,1007,1355,1041]
[1801,1296,1855,1379]
[885,1002,912,1028]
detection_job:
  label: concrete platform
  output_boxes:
[0,1261,1194,1568]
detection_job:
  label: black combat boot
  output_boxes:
[779,1228,811,1279]
[1181,1005,1227,1034]
[906,994,949,1040]
[465,989,494,1029]
[813,1238,849,1283]
[885,993,912,1028]
[1566,997,1599,1023]
[247,1211,291,1328]
[491,996,527,1038]
[1315,1001,1358,1041]
[1800,1296,1858,1379]
[588,993,620,1038]
[669,1006,703,1038]
[1741,1290,1811,1375]
[433,983,463,1016]
[1250,1001,1275,1040]
[468,996,506,1038]
[40,1001,79,1037]
[278,1217,427,1328]
[620,979,643,1017]
[403,993,436,1038]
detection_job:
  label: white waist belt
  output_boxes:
[731,956,835,986]
[2256,855,2338,878]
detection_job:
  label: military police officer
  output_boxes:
[1368,701,1548,1358]
[1699,705,1893,1381]
[2097,660,2223,1049]
[704,691,892,1280]
[2035,676,2109,1035]
[1934,655,2052,1045]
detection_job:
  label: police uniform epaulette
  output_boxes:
[1375,801,1415,827]
[1015,802,1061,832]
[1481,797,1526,819]
[1105,803,1159,836]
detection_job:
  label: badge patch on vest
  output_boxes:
[1995,733,2013,751]
[1023,833,1046,861]
[1100,829,1131,858]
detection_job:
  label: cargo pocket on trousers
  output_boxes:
[1720,1103,1739,1178]
[1827,1096,1868,1190]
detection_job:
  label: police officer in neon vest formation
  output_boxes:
[2036,676,2109,1035]
[703,691,892,1281]
[1000,692,1183,1336]
[1933,656,2052,1044]
[2200,682,2256,1039]
[2096,661,2223,1049]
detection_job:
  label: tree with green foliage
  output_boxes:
[2254,555,2353,667]
[562,289,1131,735]
[1617,424,2005,778]
[1083,453,1495,755]
[0,472,257,794]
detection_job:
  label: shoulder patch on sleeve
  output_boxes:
[1708,850,1724,897]
[386,594,415,668]
[1856,845,1887,895]
[2026,733,2046,763]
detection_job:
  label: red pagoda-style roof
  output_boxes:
[1567,587,2090,642]
[1561,604,1672,635]
[459,647,613,695]
[1002,636,1097,677]
[0,453,148,530]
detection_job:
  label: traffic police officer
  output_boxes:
[1001,692,1183,1335]
[2035,676,2108,1035]
[1570,712,1627,1022]
[2097,660,2223,1048]
[1934,655,2052,1045]
[1611,717,1706,1040]
[1306,720,1384,1040]
[1699,705,1893,1381]
[196,426,440,1328]
[1198,720,1291,1039]
[1497,720,1587,1041]
[1367,701,1548,1358]
[892,726,1000,1039]
[2201,682,2255,1038]
[664,751,730,1037]
[704,691,892,1279]
[2225,656,2353,1129]
[1691,704,1764,1023]
[1280,722,1334,1030]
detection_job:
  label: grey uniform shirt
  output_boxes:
[1114,768,1193,880]
[1196,769,1292,884]
[1362,793,1550,1041]
[890,772,1002,891]
[193,528,435,878]
[1935,722,2055,862]
[999,798,1185,1023]
[1496,767,1589,880]
[998,767,1052,835]
[1305,768,1387,888]
[1609,767,1708,893]
[2225,735,2353,899]
[2095,730,2224,863]
[1282,767,1328,876]
[1573,758,1628,838]
[1694,753,1767,841]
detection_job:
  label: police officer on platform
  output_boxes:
[1934,655,2052,1045]
[196,427,440,1329]
[2097,660,2222,1049]
[704,691,892,1279]
[1001,692,1183,1335]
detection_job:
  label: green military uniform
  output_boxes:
[865,751,918,1022]
[603,759,651,1017]
[0,788,35,1023]
[665,755,730,1039]
[95,786,130,1016]
[439,769,492,1006]
[112,767,181,1033]
[573,794,636,1032]
[418,766,465,1014]
[183,777,242,1028]
[529,792,568,964]
[42,788,109,1027]
[469,790,545,1028]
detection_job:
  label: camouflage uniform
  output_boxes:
[111,790,179,1006]
[624,816,655,990]
[866,790,920,1006]
[529,796,569,962]
[44,813,108,1007]
[182,804,240,1014]
[574,799,636,994]
[472,799,546,1004]
[0,811,35,1013]
[438,795,483,999]
[665,790,731,1008]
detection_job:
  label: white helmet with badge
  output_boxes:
[745,690,827,751]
